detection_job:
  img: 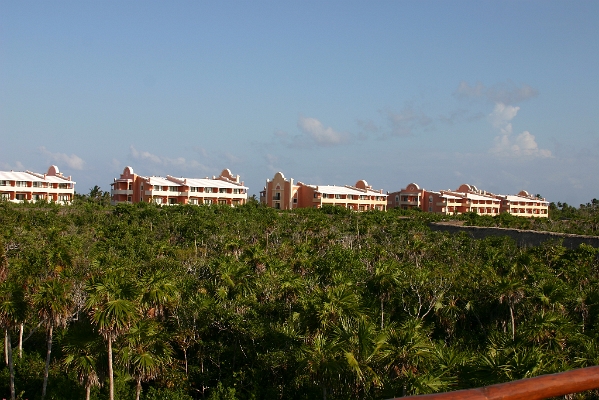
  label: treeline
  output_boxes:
[1,198,599,399]
[462,199,599,236]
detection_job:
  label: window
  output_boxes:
[32,181,42,188]
[0,180,7,186]
[190,198,198,205]
[275,202,280,209]
[168,198,177,205]
[429,197,433,203]
[16,181,27,187]
[218,199,227,205]
[0,193,9,200]
[169,186,179,192]
[154,198,163,204]
[314,193,319,198]
[154,186,161,191]
[293,198,298,203]
[204,199,212,205]
[335,194,341,199]
[273,193,281,200]
[16,194,26,200]
[127,196,132,202]
[59,183,70,189]
[58,194,70,202]
[219,188,227,193]
[395,195,399,203]
[32,194,45,201]
[232,200,240,206]
[128,183,133,190]
[205,187,213,193]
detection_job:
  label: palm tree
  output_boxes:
[0,280,27,400]
[298,330,344,400]
[34,278,75,400]
[85,269,139,400]
[137,269,179,320]
[63,319,105,400]
[335,317,386,397]
[121,318,173,400]
[368,261,400,329]
[496,277,526,340]
[382,318,434,394]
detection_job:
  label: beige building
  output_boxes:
[260,172,387,211]
[0,165,75,204]
[111,167,248,206]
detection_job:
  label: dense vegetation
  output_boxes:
[1,196,598,400]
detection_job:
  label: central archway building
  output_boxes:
[260,172,387,211]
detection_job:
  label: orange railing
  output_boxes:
[395,366,599,400]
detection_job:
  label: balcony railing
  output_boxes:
[393,365,599,400]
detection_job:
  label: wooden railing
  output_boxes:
[395,366,599,400]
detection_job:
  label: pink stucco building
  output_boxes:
[111,167,248,206]
[0,165,75,204]
[260,172,387,211]
[388,183,548,217]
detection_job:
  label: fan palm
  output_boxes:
[0,281,27,400]
[34,278,75,399]
[85,269,139,400]
[63,320,105,400]
[121,318,173,400]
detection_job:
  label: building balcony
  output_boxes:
[111,189,133,196]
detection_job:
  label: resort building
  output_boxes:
[0,165,76,204]
[387,183,427,210]
[388,183,548,217]
[498,190,549,217]
[111,167,248,206]
[260,172,387,211]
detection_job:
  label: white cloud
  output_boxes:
[455,81,538,104]
[297,116,350,146]
[488,104,551,159]
[39,146,85,170]
[489,103,519,131]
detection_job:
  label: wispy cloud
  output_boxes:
[130,146,186,166]
[39,146,85,170]
[488,103,551,159]
[0,161,25,171]
[264,153,280,173]
[383,106,432,137]
[297,116,350,146]
[455,81,538,104]
[129,146,211,171]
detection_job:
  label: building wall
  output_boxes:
[429,222,599,248]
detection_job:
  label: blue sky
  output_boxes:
[1,1,597,205]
